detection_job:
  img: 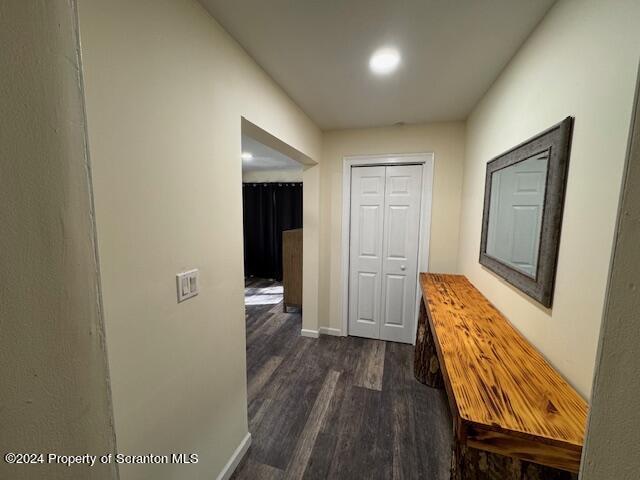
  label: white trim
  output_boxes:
[300,328,320,338]
[340,153,435,343]
[319,327,342,336]
[216,432,251,480]
[414,157,434,344]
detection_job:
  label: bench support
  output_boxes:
[414,298,444,389]
[451,443,577,480]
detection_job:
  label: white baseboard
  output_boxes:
[216,432,251,480]
[300,328,320,338]
[319,327,342,336]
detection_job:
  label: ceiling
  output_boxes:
[200,0,556,130]
[242,135,303,172]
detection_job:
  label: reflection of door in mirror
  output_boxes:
[486,151,549,277]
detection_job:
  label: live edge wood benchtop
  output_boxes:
[416,273,588,474]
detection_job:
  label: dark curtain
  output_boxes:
[243,182,302,280]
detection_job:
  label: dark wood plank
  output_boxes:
[325,385,383,480]
[300,346,354,480]
[232,457,284,480]
[248,396,273,434]
[249,341,328,470]
[407,342,454,480]
[283,370,340,480]
[383,341,440,480]
[247,356,284,402]
[235,277,452,480]
[246,309,300,376]
[353,338,386,391]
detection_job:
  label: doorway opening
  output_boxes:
[241,133,304,308]
[239,119,319,459]
[341,153,434,344]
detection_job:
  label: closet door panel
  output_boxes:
[348,166,386,339]
[380,165,423,343]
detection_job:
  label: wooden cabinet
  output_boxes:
[282,229,302,312]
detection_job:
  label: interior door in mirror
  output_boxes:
[486,151,549,278]
[479,117,573,308]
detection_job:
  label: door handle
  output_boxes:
[400,265,406,271]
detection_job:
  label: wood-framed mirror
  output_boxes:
[479,117,574,307]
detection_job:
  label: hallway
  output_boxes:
[5,2,640,479]
[234,279,452,479]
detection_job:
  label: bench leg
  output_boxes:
[450,442,577,480]
[414,298,444,388]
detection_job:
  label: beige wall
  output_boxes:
[457,0,640,397]
[242,168,303,183]
[0,1,116,479]
[319,123,466,331]
[581,66,640,480]
[303,165,322,333]
[78,0,321,478]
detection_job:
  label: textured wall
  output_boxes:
[78,0,321,478]
[457,0,640,397]
[581,68,640,480]
[0,1,116,479]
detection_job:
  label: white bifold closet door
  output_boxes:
[348,164,423,343]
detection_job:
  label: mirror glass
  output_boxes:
[485,151,549,278]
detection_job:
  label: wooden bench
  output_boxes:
[414,273,588,479]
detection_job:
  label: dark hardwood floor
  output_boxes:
[233,277,452,480]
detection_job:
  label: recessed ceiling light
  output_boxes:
[241,152,253,160]
[369,47,401,75]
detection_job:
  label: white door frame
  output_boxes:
[340,152,434,343]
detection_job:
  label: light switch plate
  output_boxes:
[176,269,199,303]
